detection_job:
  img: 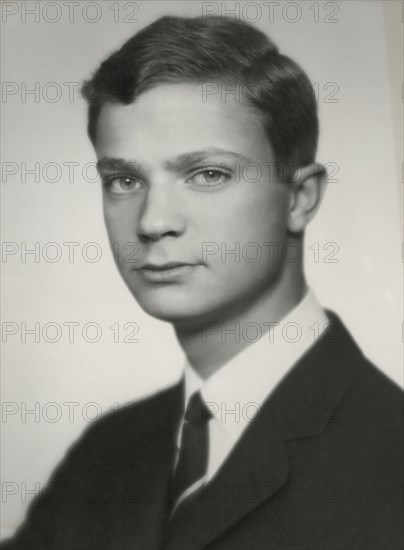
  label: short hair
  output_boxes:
[81,15,319,181]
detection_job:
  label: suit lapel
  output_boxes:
[165,312,363,550]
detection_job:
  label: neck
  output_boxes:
[174,268,306,380]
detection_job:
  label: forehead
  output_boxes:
[95,83,272,164]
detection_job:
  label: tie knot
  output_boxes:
[185,391,212,425]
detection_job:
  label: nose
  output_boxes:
[136,184,186,242]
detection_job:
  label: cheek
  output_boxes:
[103,200,137,241]
[210,187,289,245]
[204,189,289,278]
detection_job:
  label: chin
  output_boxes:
[137,302,207,325]
[131,289,207,324]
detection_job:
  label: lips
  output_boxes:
[135,262,198,283]
[140,262,194,271]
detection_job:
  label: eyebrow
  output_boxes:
[96,148,254,174]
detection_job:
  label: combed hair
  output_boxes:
[81,16,319,179]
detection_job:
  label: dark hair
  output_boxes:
[81,15,319,180]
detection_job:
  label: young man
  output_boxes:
[2,15,403,550]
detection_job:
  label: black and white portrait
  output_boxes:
[1,1,403,549]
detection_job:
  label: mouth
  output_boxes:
[140,262,195,271]
[136,262,199,283]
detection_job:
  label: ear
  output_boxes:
[287,163,327,233]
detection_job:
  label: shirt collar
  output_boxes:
[183,288,328,442]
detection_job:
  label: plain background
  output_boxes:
[1,0,402,539]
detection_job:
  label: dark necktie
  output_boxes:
[169,390,212,514]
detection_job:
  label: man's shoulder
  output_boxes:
[275,309,403,445]
[325,310,403,410]
[341,346,403,439]
[316,311,403,464]
[31,381,183,489]
[0,384,183,550]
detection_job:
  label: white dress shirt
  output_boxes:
[174,289,328,507]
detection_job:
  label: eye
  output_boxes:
[103,175,142,194]
[188,169,230,187]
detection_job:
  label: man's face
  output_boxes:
[95,83,291,326]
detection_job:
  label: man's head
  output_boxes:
[81,16,326,327]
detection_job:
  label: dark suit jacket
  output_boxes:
[2,312,403,549]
